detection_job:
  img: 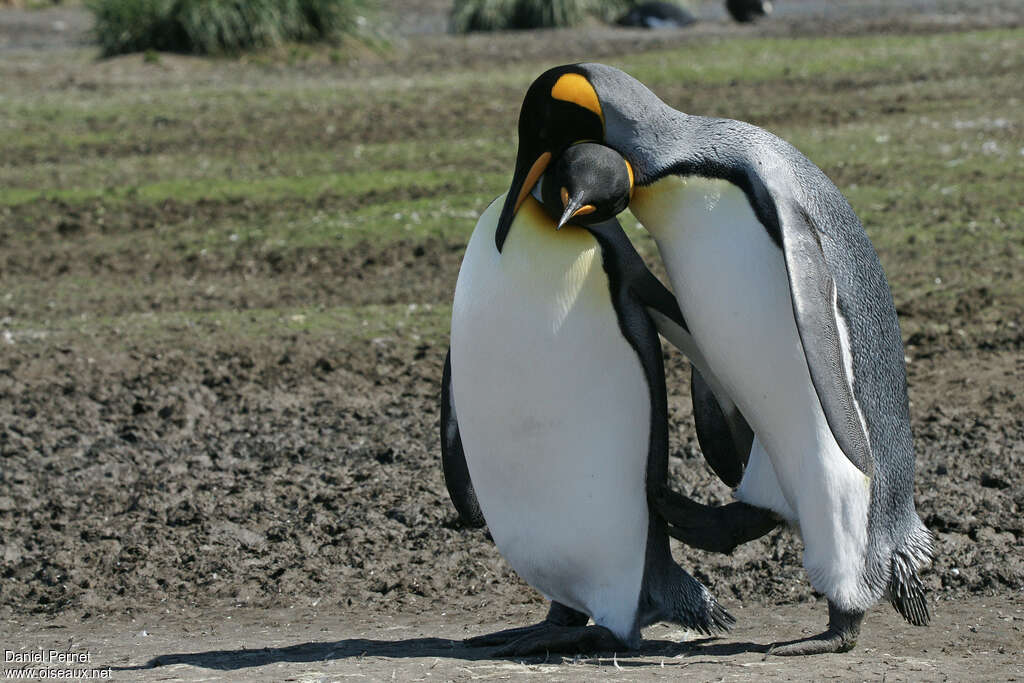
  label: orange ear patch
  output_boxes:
[551,73,603,122]
[624,159,635,199]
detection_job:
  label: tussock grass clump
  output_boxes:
[451,0,631,32]
[87,0,371,57]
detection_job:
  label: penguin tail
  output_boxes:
[705,596,738,634]
[887,524,933,627]
[659,564,736,635]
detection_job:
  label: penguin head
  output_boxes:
[495,63,664,251]
[495,65,606,251]
[537,142,633,230]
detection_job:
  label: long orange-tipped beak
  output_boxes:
[556,189,596,230]
[513,152,551,214]
[495,150,551,252]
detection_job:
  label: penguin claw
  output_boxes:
[650,485,780,555]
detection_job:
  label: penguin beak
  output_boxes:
[496,144,552,251]
[556,187,596,230]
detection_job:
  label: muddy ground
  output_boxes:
[1,1,1023,681]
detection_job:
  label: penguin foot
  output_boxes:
[469,623,626,657]
[465,623,548,648]
[767,602,862,656]
[466,601,605,653]
[766,629,856,656]
[650,485,780,554]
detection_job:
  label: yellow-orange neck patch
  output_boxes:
[551,73,603,123]
[513,151,552,214]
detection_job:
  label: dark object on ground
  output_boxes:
[726,0,772,22]
[617,2,696,29]
[451,0,618,32]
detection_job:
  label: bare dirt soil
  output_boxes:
[1,2,1022,681]
[5,597,1024,681]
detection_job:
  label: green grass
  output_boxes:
[148,191,493,253]
[0,135,514,200]
[1,26,1021,355]
[86,0,373,56]
[0,167,504,209]
[619,29,1023,87]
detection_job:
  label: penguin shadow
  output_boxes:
[612,636,770,664]
[111,634,767,673]
[112,637,489,673]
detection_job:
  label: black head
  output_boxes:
[539,143,633,229]
[495,65,606,251]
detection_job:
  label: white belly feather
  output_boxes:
[450,196,651,639]
[631,176,871,610]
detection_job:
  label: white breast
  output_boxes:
[450,196,651,641]
[631,176,871,609]
[632,176,814,500]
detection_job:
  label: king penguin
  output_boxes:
[492,63,932,655]
[443,142,733,655]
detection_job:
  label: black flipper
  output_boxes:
[690,365,753,488]
[637,272,754,491]
[441,348,486,528]
[779,205,873,477]
[628,256,687,333]
[649,484,780,554]
[628,243,767,552]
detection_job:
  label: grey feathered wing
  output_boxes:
[776,202,873,477]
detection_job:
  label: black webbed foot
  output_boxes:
[465,602,626,656]
[487,624,625,656]
[465,623,551,649]
[767,601,863,656]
